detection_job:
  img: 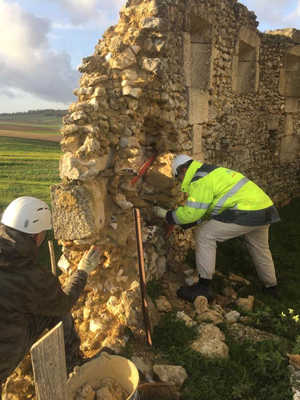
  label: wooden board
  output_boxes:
[30,322,68,400]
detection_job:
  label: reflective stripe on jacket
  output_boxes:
[166,161,280,227]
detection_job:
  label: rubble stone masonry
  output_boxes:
[50,0,300,348]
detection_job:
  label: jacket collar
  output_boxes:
[0,224,38,268]
[181,160,203,192]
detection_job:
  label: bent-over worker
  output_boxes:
[0,196,102,396]
[153,155,281,303]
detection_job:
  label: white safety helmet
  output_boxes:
[171,155,193,177]
[1,196,52,234]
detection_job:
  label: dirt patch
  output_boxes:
[0,131,61,143]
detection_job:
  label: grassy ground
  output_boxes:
[1,123,299,398]
[0,136,62,209]
[0,136,63,270]
[150,197,300,400]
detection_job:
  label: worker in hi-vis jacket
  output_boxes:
[153,155,281,303]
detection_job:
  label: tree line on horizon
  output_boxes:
[0,109,67,117]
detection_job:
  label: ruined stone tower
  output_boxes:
[50,0,300,349]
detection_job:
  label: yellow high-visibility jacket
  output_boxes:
[166,161,280,228]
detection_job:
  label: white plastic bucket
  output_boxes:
[67,353,140,400]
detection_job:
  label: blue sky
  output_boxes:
[0,0,299,113]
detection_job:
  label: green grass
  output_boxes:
[152,197,300,399]
[0,137,62,209]
[0,136,63,270]
[153,314,292,399]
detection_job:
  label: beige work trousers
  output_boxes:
[195,219,277,288]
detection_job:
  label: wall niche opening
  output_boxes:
[190,18,213,90]
[285,53,300,98]
[236,40,258,94]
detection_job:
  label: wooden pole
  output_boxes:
[48,240,56,276]
[133,208,153,347]
[30,322,68,400]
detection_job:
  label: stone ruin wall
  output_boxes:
[50,0,300,350]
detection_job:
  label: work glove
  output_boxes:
[153,206,168,219]
[78,245,101,274]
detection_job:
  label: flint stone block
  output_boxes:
[70,111,88,122]
[112,47,137,70]
[140,17,167,31]
[61,136,80,153]
[60,152,100,181]
[142,58,165,77]
[50,182,105,240]
[122,86,142,98]
[60,124,79,136]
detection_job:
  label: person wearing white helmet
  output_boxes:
[0,197,106,395]
[153,155,281,303]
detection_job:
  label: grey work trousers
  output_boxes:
[195,220,277,287]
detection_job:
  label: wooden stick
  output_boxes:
[48,240,56,276]
[30,322,67,400]
[133,208,153,347]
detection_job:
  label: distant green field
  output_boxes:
[0,137,62,211]
[0,134,63,270]
[0,113,63,140]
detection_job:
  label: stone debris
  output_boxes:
[228,273,251,286]
[153,364,188,389]
[131,355,153,381]
[155,295,172,312]
[236,295,254,312]
[288,354,300,370]
[185,275,198,286]
[176,311,197,327]
[226,323,279,344]
[74,377,129,400]
[224,310,240,324]
[222,287,238,301]
[191,323,229,359]
[195,309,224,325]
[23,0,300,397]
[194,295,209,314]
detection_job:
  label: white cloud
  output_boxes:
[50,0,125,26]
[0,0,79,103]
[0,0,79,104]
[284,1,300,28]
[242,0,300,30]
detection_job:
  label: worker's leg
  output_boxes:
[195,220,259,279]
[28,313,78,348]
[243,225,277,287]
[177,220,258,302]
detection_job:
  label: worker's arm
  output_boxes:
[166,181,214,226]
[26,246,100,316]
